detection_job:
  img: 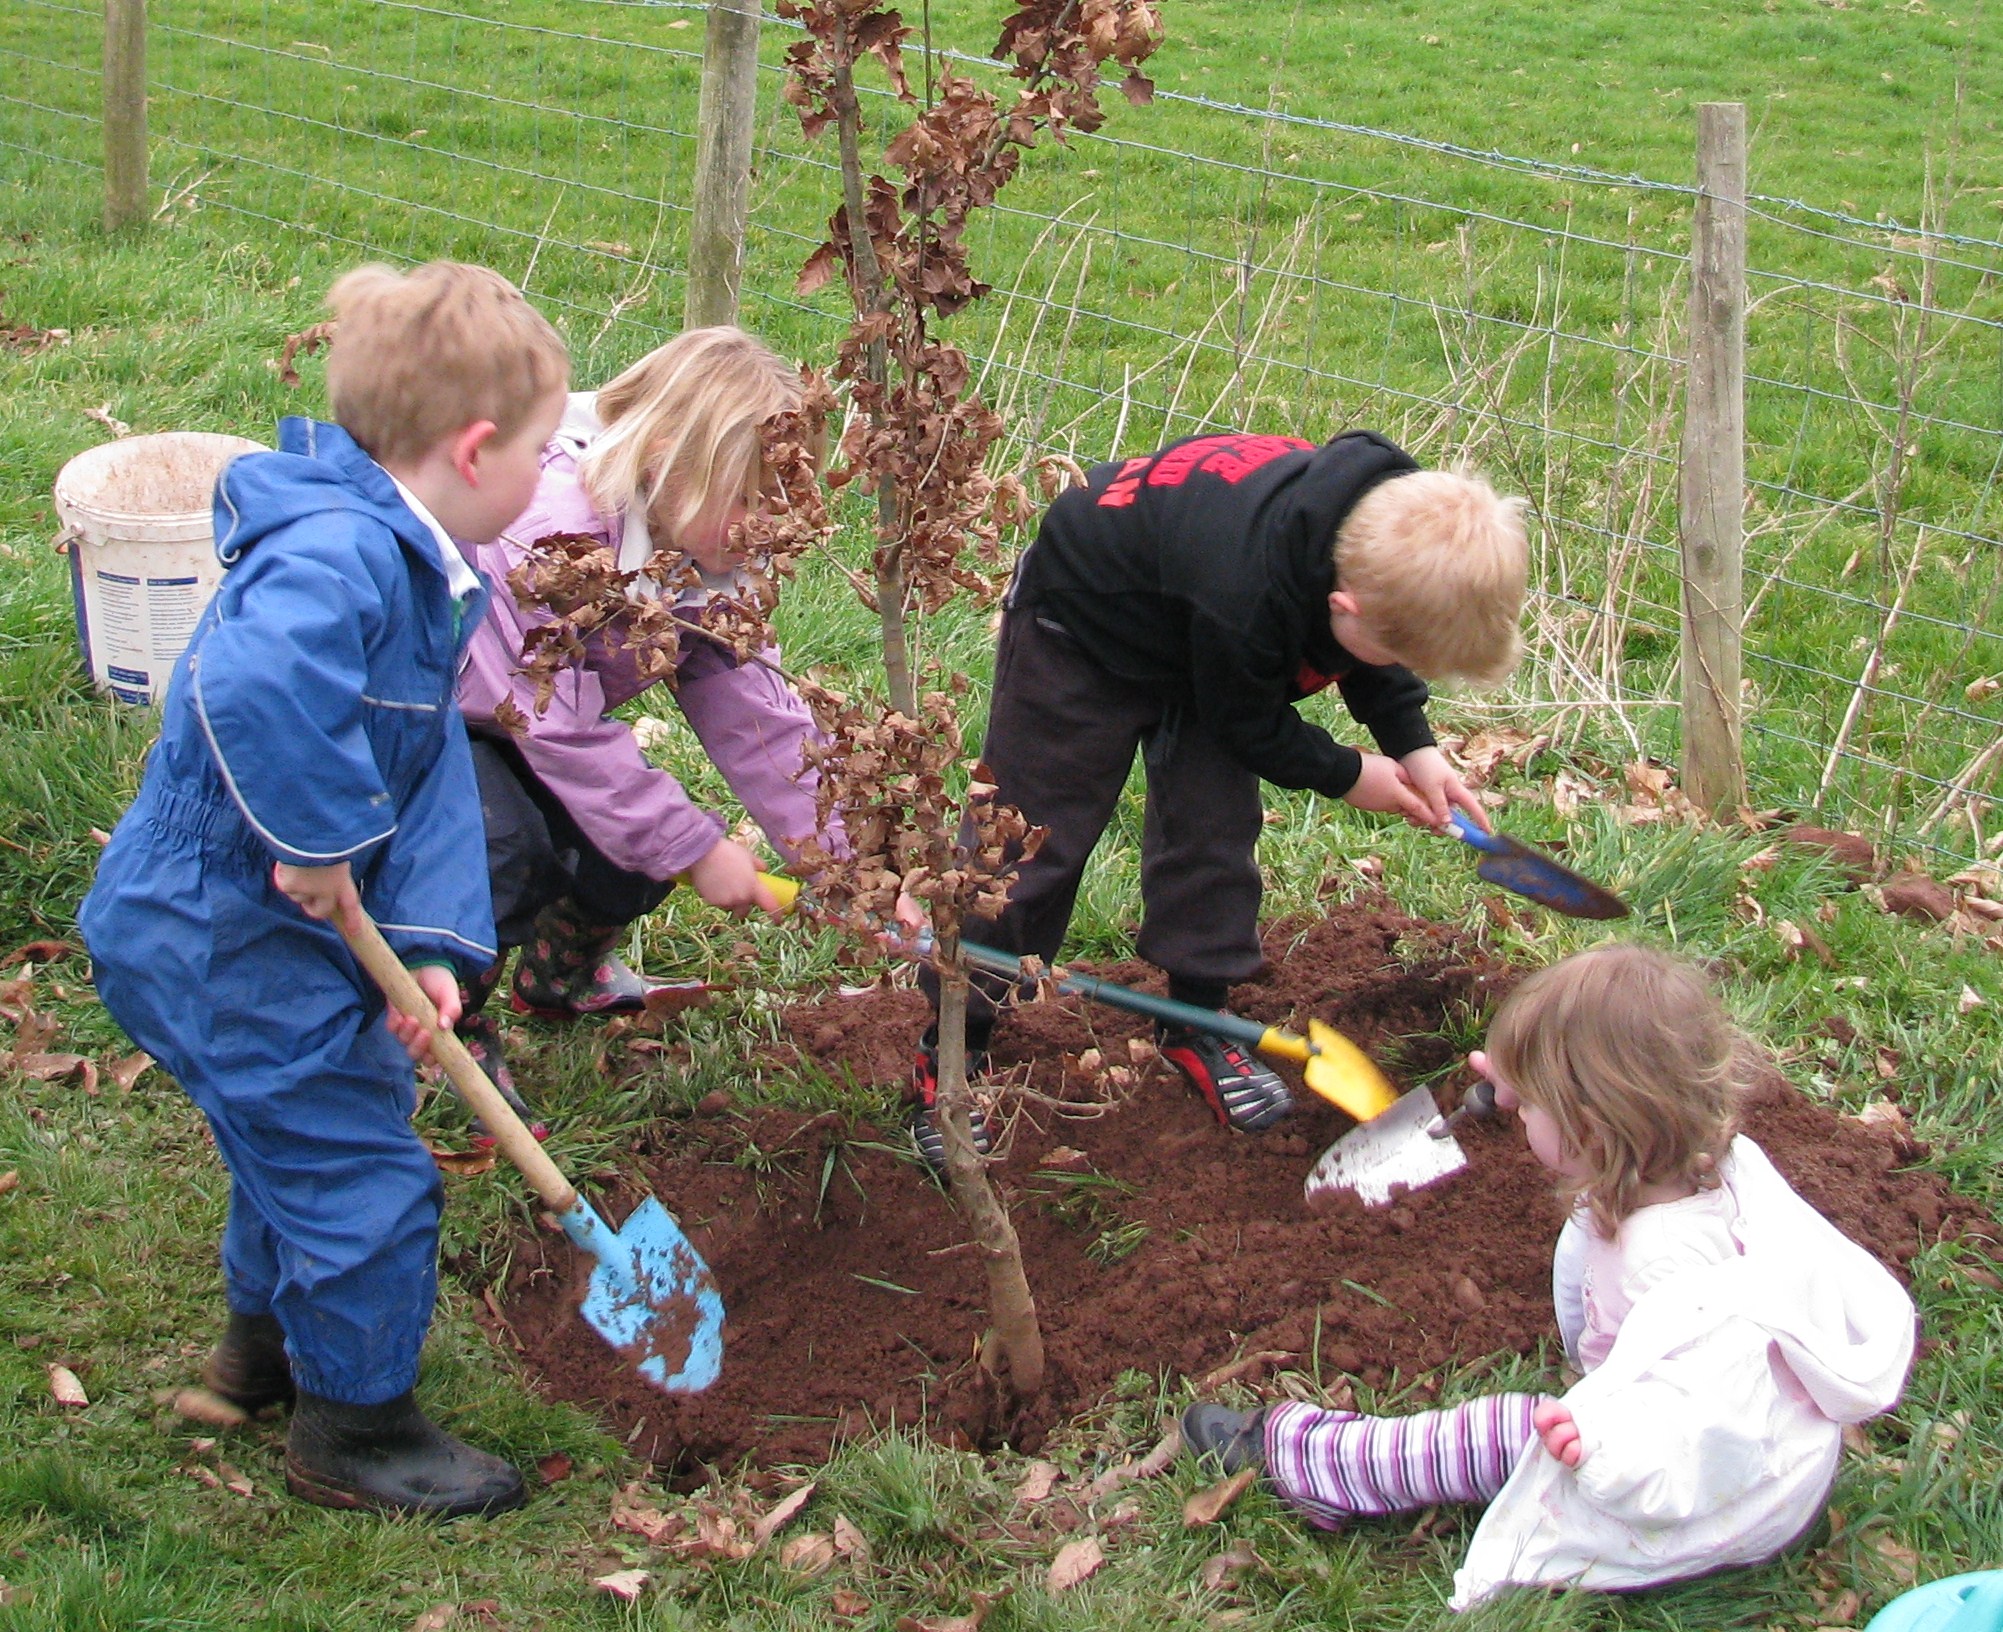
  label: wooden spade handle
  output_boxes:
[340,911,578,1212]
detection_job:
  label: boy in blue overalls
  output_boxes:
[82,262,568,1518]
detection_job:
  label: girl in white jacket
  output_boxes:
[1182,943,1917,1610]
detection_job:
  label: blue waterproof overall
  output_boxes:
[81,419,495,1405]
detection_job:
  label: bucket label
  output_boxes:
[92,569,147,677]
[145,575,205,666]
[106,664,151,706]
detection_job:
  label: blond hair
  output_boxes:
[324,261,569,465]
[1486,944,1741,1237]
[1333,469,1528,683]
[580,327,804,551]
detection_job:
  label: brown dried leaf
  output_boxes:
[47,1364,88,1407]
[894,1594,1005,1632]
[752,1478,818,1545]
[2,940,78,967]
[831,1587,872,1620]
[1046,1536,1104,1592]
[1183,1465,1257,1526]
[779,1531,837,1574]
[1196,1349,1292,1392]
[536,1451,573,1484]
[107,1051,153,1092]
[592,1569,652,1601]
[277,320,337,388]
[420,1138,497,1177]
[610,1482,683,1545]
[408,1607,457,1632]
[172,1386,248,1428]
[832,1511,872,1566]
[1014,1460,1061,1503]
[0,1170,16,1198]
[1200,1537,1265,1592]
[16,1052,98,1093]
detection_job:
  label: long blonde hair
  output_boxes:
[1485,944,1742,1236]
[579,327,802,552]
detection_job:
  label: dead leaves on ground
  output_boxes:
[1182,1466,1258,1527]
[46,1364,88,1407]
[1045,1535,1104,1592]
[594,1418,1202,1614]
[1200,1536,1267,1594]
[2,965,155,1096]
[894,1588,1010,1632]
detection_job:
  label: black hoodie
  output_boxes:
[1011,430,1435,799]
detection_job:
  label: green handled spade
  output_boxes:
[757,875,1458,1202]
[952,938,1400,1124]
[341,911,725,1393]
[752,873,1396,1122]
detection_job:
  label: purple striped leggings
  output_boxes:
[1262,1395,1542,1531]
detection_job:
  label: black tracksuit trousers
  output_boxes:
[925,604,1266,1038]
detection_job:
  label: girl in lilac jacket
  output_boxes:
[455,328,833,1088]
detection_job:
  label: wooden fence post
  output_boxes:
[685,0,762,328]
[1679,102,1747,816]
[103,0,149,231]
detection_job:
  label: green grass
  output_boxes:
[4,0,2001,851]
[3,2,2003,1628]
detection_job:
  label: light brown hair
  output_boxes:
[1333,468,1528,683]
[1485,943,1742,1236]
[324,261,569,465]
[580,327,805,550]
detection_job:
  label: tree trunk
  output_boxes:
[875,531,917,716]
[829,49,915,714]
[934,933,1044,1397]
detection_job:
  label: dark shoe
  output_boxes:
[285,1390,526,1519]
[1158,1022,1295,1131]
[510,901,700,1018]
[1181,1403,1267,1475]
[910,1040,994,1173]
[453,1009,550,1145]
[201,1311,294,1414]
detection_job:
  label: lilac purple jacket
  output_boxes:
[458,440,831,882]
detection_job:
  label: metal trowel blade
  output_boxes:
[1303,1086,1469,1208]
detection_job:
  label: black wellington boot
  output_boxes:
[285,1390,527,1519]
[200,1311,295,1414]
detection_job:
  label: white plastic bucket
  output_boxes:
[54,431,267,706]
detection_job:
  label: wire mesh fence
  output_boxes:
[2,0,1999,862]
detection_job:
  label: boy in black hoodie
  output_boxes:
[910,431,1527,1167]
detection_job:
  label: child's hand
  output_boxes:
[1533,1398,1584,1468]
[274,861,362,934]
[1469,1048,1517,1112]
[1342,753,1434,827]
[686,838,783,918]
[385,964,461,1063]
[1400,745,1488,833]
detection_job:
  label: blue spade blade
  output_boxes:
[1445,814,1630,921]
[556,1196,726,1393]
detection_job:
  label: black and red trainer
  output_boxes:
[1157,1021,1294,1131]
[909,1040,995,1173]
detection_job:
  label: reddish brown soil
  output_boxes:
[495,899,1984,1477]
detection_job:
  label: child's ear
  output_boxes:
[1329,589,1361,620]
[450,420,500,486]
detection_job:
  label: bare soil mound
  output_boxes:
[495,900,1981,1477]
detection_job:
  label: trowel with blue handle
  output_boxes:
[1443,812,1629,920]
